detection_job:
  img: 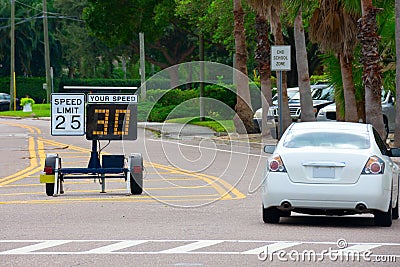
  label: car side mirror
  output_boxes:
[264,145,276,154]
[389,147,400,157]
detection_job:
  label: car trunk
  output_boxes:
[281,149,371,184]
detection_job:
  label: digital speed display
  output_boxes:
[86,104,137,140]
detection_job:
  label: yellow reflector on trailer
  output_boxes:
[40,174,55,183]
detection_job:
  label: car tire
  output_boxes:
[262,205,280,224]
[374,201,392,227]
[393,191,399,220]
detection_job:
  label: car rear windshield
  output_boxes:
[283,131,370,149]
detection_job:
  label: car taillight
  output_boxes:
[268,155,286,172]
[362,156,385,174]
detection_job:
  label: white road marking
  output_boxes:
[147,138,268,158]
[0,240,398,256]
[160,240,224,253]
[337,244,382,253]
[0,240,70,254]
[85,240,148,253]
[242,242,301,255]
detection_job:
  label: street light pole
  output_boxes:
[43,0,51,103]
[10,0,15,110]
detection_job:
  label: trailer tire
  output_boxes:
[130,175,143,195]
[129,153,143,195]
[44,154,59,196]
[45,183,55,196]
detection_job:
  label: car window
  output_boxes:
[311,87,334,101]
[283,131,370,149]
[272,89,298,102]
[290,87,334,101]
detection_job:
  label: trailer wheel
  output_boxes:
[45,183,55,196]
[44,154,60,196]
[129,153,143,195]
[130,175,143,195]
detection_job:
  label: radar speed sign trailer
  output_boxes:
[40,87,143,197]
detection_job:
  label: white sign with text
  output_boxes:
[51,93,85,136]
[271,46,291,71]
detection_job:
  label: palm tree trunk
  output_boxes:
[395,0,400,147]
[270,4,291,133]
[339,53,359,122]
[358,2,385,139]
[233,0,255,134]
[254,14,272,136]
[294,8,314,122]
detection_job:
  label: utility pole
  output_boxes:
[43,0,51,103]
[199,32,205,121]
[10,0,15,110]
[139,32,146,99]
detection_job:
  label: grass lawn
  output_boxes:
[166,117,235,133]
[0,104,51,118]
[0,105,235,133]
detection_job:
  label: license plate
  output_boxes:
[313,167,335,178]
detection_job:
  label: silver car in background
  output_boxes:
[317,90,396,136]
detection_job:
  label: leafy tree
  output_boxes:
[83,0,197,87]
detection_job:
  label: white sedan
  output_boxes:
[262,121,400,227]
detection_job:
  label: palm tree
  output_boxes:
[233,0,256,133]
[395,0,400,147]
[268,1,292,133]
[285,0,316,122]
[247,0,291,135]
[247,0,273,136]
[358,0,386,139]
[310,0,360,123]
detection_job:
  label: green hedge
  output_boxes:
[140,84,262,122]
[0,77,47,103]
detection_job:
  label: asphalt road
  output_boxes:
[0,117,399,267]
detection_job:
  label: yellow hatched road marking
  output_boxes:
[0,122,245,203]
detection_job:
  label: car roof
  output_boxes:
[290,121,370,132]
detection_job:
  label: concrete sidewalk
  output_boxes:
[138,122,277,147]
[138,122,217,138]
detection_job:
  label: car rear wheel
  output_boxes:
[262,205,280,224]
[393,191,399,220]
[374,201,392,227]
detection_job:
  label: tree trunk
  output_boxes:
[358,3,385,139]
[339,53,359,122]
[254,14,272,137]
[233,0,255,134]
[294,9,314,122]
[167,67,179,89]
[270,5,291,133]
[395,0,400,147]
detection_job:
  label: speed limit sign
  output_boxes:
[51,94,85,136]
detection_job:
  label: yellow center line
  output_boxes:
[0,122,245,203]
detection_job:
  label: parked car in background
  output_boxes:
[0,93,11,111]
[317,90,395,137]
[0,93,21,111]
[262,121,400,226]
[254,84,334,131]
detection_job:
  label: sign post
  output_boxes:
[271,45,291,139]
